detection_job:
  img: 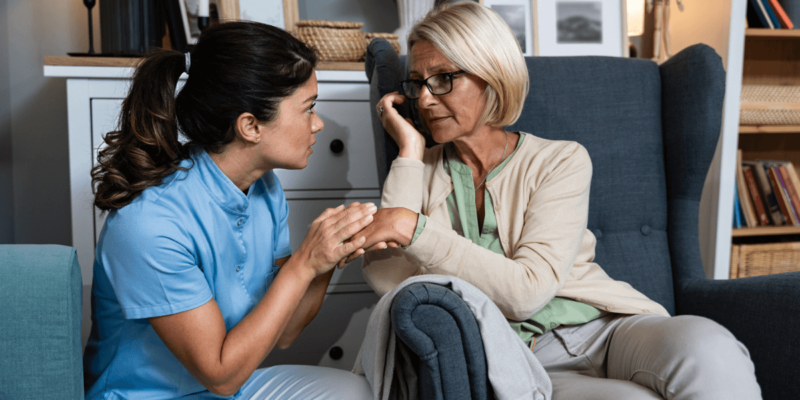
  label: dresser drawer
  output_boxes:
[259,291,379,371]
[274,100,379,191]
[286,198,380,289]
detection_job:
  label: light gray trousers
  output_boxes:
[533,313,762,399]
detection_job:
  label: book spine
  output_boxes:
[774,166,799,225]
[762,0,784,28]
[737,151,757,227]
[779,164,800,224]
[734,180,743,228]
[755,0,776,28]
[768,166,792,224]
[746,160,783,225]
[744,166,770,225]
[768,0,795,28]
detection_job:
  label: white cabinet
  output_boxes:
[48,65,380,370]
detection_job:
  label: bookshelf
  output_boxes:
[731,31,800,240]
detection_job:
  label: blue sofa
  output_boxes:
[366,39,800,399]
[0,245,83,399]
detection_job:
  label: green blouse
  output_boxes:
[408,133,602,346]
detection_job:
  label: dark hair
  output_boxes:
[92,22,318,211]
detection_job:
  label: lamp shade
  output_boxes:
[627,0,645,36]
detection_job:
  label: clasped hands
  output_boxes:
[296,201,419,278]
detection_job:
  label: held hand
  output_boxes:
[376,92,425,161]
[341,207,419,264]
[295,202,378,279]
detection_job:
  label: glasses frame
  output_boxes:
[399,70,468,100]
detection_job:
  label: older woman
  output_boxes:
[355,3,761,399]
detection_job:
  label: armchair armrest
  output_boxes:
[391,283,491,400]
[678,273,800,399]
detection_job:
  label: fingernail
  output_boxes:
[337,204,344,209]
[358,236,365,242]
[365,215,373,222]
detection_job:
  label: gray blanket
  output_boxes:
[353,275,551,400]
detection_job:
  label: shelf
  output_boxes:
[44,56,364,71]
[733,226,800,237]
[745,29,800,38]
[740,125,800,134]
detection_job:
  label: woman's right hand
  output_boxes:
[294,202,378,278]
[376,92,426,161]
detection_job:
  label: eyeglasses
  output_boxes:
[400,70,467,100]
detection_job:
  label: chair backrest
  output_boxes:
[366,40,725,315]
[0,245,83,399]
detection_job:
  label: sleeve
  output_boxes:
[380,157,425,212]
[403,143,593,321]
[406,214,427,247]
[99,207,212,320]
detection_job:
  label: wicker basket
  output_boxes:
[294,20,366,62]
[364,33,401,55]
[740,84,800,125]
[730,242,800,278]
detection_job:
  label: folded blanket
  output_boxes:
[353,275,551,400]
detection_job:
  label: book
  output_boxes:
[762,0,784,28]
[734,180,743,229]
[743,166,770,225]
[736,150,758,227]
[779,164,800,224]
[769,166,799,225]
[743,160,784,225]
[752,0,776,28]
[768,0,796,28]
[782,162,800,209]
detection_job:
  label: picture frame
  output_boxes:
[532,0,629,57]
[177,0,241,45]
[483,0,534,56]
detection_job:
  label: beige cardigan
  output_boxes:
[362,133,669,321]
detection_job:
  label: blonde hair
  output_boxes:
[408,2,529,127]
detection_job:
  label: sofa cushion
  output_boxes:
[0,245,83,399]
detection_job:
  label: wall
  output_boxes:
[0,0,13,243]
[6,0,99,248]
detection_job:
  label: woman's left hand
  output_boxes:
[340,207,419,264]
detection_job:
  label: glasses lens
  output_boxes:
[428,74,452,95]
[402,80,422,99]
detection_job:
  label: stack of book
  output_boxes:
[734,150,800,228]
[747,0,796,29]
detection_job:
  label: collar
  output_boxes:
[191,148,252,215]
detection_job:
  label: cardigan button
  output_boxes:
[495,203,501,211]
[640,225,651,236]
[593,229,603,239]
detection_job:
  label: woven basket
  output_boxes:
[294,20,366,62]
[364,33,401,55]
[730,242,800,278]
[740,84,800,125]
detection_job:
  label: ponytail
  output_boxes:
[92,22,318,211]
[92,50,187,211]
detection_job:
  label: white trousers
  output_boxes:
[240,365,372,400]
[534,313,762,399]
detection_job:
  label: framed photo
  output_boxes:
[483,0,534,56]
[533,0,628,57]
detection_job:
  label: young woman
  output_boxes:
[357,3,761,399]
[83,22,374,399]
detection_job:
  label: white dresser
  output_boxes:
[44,58,381,370]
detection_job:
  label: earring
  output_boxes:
[256,137,260,142]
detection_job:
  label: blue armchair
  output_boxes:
[366,39,799,399]
[0,245,83,400]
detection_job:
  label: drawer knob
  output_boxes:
[329,346,344,360]
[330,139,344,154]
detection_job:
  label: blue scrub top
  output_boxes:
[84,148,292,399]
